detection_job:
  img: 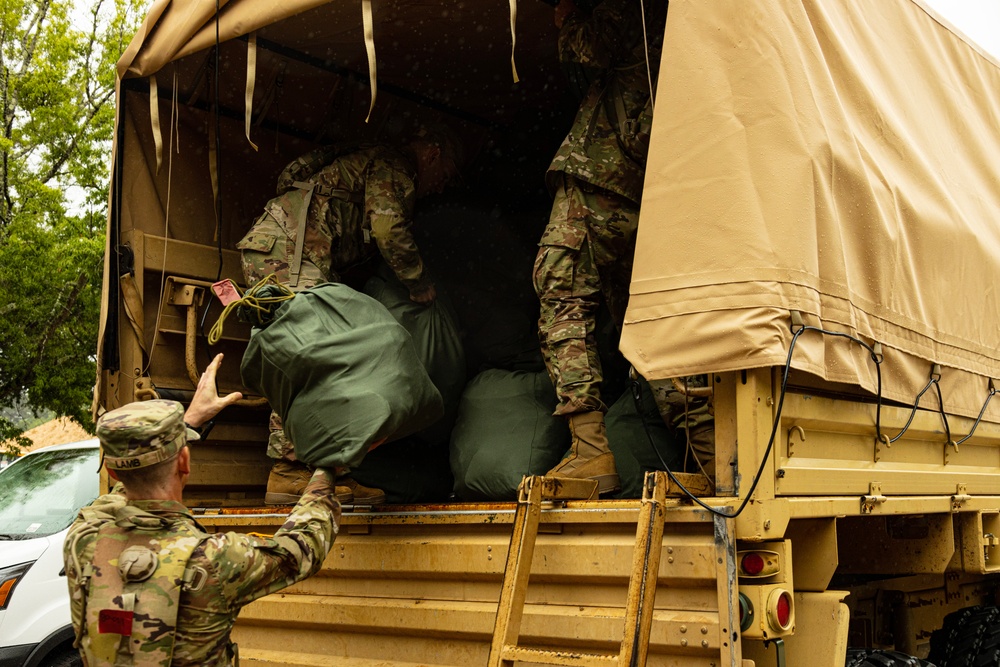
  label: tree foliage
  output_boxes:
[0,0,145,453]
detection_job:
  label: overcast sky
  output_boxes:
[923,0,1000,58]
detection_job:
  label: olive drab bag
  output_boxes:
[77,508,208,666]
[363,262,466,446]
[449,369,569,500]
[240,282,444,469]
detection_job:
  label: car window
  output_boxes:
[0,448,100,539]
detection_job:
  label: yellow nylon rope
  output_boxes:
[207,275,296,345]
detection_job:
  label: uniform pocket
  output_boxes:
[236,231,278,253]
[547,320,592,385]
[539,222,586,250]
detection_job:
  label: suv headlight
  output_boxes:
[0,561,34,610]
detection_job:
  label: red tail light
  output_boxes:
[737,550,780,578]
[767,589,794,631]
[741,552,765,575]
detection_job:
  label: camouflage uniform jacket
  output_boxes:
[548,0,659,205]
[241,145,431,293]
[64,474,339,666]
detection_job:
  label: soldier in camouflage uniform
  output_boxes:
[237,125,463,506]
[64,353,339,667]
[535,0,704,493]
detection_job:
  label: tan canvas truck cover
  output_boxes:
[621,0,1000,423]
[99,0,1000,426]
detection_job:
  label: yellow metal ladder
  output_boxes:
[488,471,669,667]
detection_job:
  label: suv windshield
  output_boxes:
[0,446,99,539]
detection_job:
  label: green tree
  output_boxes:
[0,0,145,453]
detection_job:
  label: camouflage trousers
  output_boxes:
[534,174,639,416]
[649,377,716,475]
[268,413,361,474]
[267,412,296,461]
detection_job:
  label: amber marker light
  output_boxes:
[0,562,33,609]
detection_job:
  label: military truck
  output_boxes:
[96,0,1000,664]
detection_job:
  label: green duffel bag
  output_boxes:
[606,379,685,498]
[363,263,466,446]
[450,369,569,501]
[241,282,444,469]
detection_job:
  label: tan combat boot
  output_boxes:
[336,477,387,506]
[265,459,353,505]
[546,411,621,494]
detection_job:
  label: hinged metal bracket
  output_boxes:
[951,484,971,512]
[861,483,887,514]
[165,277,209,307]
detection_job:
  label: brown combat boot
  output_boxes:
[546,411,621,494]
[336,477,386,506]
[265,459,353,505]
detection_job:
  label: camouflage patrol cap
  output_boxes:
[97,400,200,471]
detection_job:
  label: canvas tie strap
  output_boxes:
[120,273,147,354]
[639,0,656,111]
[362,0,377,122]
[508,0,520,83]
[149,75,163,172]
[245,32,259,151]
[289,181,316,288]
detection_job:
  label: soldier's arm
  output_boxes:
[365,158,433,295]
[209,468,340,607]
[558,0,643,68]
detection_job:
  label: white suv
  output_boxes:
[0,439,99,667]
